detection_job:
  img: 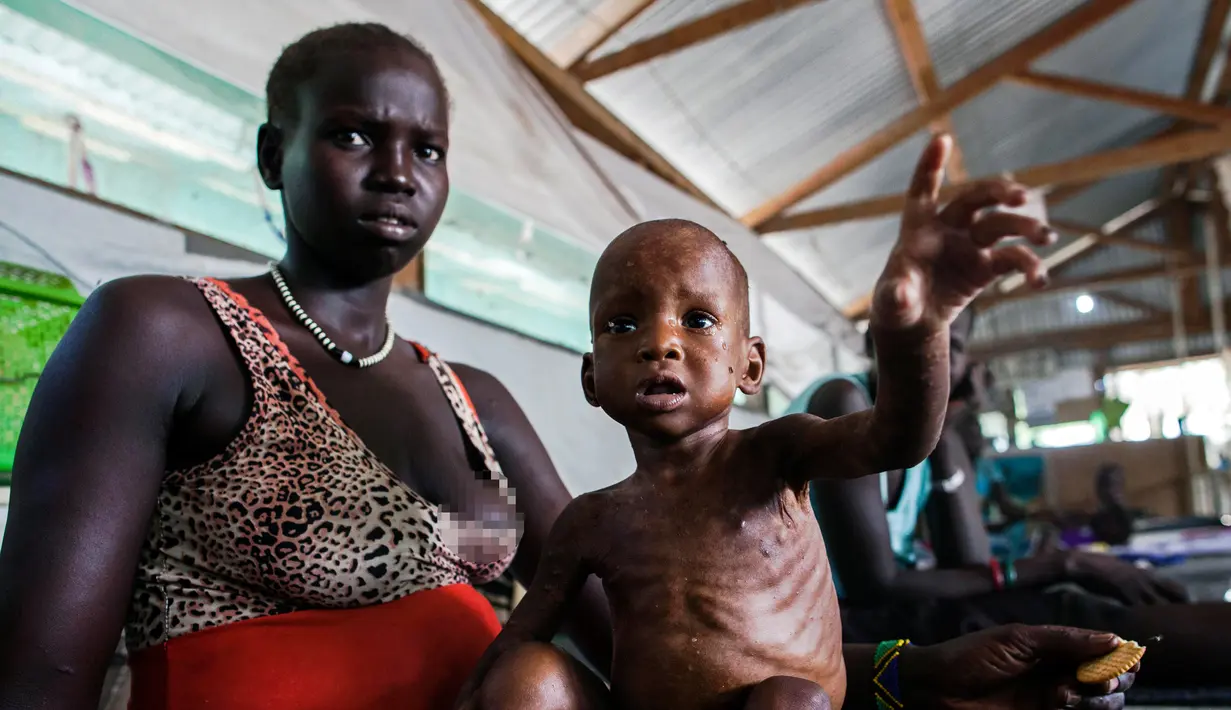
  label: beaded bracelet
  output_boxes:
[873,639,910,710]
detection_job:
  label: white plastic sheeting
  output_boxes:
[63,0,637,252]
[0,171,769,493]
[57,0,859,394]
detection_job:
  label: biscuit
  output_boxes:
[1076,639,1146,684]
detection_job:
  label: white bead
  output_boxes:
[271,264,394,368]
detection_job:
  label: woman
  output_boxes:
[0,24,607,710]
[802,308,1230,687]
[0,22,1135,710]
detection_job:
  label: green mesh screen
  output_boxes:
[0,262,84,483]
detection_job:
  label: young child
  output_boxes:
[457,136,1054,710]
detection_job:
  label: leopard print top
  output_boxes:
[123,278,519,651]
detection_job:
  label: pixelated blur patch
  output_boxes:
[439,476,521,567]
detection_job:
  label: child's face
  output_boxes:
[259,48,450,280]
[583,229,764,440]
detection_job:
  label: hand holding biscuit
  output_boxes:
[900,624,1138,710]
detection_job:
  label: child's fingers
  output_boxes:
[906,134,951,204]
[939,179,1027,227]
[971,212,1056,248]
[989,244,1049,287]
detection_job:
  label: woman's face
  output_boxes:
[263,47,450,281]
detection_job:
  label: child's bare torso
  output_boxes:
[580,456,845,710]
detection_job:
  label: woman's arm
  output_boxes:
[814,471,1056,602]
[923,428,991,568]
[0,278,207,709]
[844,627,1136,710]
[809,380,1066,603]
[453,366,612,676]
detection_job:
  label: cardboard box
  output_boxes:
[1034,437,1202,517]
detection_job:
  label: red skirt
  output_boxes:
[128,584,500,710]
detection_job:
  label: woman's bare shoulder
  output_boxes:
[84,274,218,328]
[69,275,239,383]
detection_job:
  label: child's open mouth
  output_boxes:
[635,373,688,412]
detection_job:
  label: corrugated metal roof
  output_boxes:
[919,0,1088,89]
[1050,170,1165,227]
[973,288,1151,345]
[482,0,606,48]
[597,0,751,53]
[587,0,919,214]
[950,86,1167,179]
[1060,243,1165,280]
[481,0,1218,366]
[1034,0,1207,93]
[1109,333,1219,364]
[1114,278,1176,312]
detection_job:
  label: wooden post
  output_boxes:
[393,253,425,294]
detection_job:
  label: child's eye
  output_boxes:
[416,145,445,164]
[683,311,717,330]
[333,130,369,148]
[605,317,636,334]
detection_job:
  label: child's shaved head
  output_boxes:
[590,219,751,335]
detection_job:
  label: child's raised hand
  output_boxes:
[872,134,1055,332]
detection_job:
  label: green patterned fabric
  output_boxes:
[0,262,84,480]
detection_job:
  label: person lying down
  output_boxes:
[456,135,1056,710]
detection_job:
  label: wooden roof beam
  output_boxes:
[1188,0,1231,99]
[973,289,1231,359]
[1049,217,1192,259]
[839,204,1169,321]
[1098,291,1168,316]
[838,173,1167,322]
[462,0,718,208]
[1163,0,1231,194]
[740,0,1135,229]
[572,0,822,81]
[971,316,1181,359]
[1045,181,1101,206]
[842,292,874,320]
[1009,70,1231,126]
[995,198,1167,294]
[1170,199,1204,327]
[883,0,968,182]
[979,259,1217,308]
[760,127,1231,232]
[839,128,1189,323]
[549,0,660,69]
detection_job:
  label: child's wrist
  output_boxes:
[867,317,945,353]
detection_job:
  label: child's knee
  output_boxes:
[476,642,605,710]
[744,676,832,710]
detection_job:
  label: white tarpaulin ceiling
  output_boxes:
[60,0,854,339]
[55,0,861,390]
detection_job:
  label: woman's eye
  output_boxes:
[333,130,369,148]
[605,317,636,334]
[417,145,445,163]
[683,312,716,330]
